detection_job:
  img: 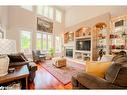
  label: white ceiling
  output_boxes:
[57,6,73,11]
[62,6,127,27]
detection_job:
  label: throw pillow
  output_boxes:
[86,61,112,78]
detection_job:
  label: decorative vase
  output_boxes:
[0,55,9,76]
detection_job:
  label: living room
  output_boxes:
[0,1,127,93]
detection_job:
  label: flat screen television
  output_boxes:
[76,40,91,51]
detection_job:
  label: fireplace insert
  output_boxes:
[66,49,73,58]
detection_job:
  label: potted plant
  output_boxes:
[49,48,55,59]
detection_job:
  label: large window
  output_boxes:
[36,33,42,49]
[55,36,61,52]
[55,9,62,23]
[20,30,32,54]
[42,33,47,50]
[21,6,33,11]
[48,34,53,50]
[36,32,53,51]
[37,6,54,20]
[37,6,63,23]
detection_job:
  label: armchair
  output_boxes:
[32,50,46,62]
[71,55,127,89]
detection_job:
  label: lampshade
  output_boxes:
[0,39,16,54]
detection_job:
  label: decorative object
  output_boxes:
[0,25,4,38]
[37,17,53,33]
[0,39,16,76]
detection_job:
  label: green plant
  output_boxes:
[49,48,55,57]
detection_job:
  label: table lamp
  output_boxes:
[0,39,16,76]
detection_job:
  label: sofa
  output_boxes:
[71,55,127,89]
[8,53,37,82]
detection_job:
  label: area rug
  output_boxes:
[41,60,85,85]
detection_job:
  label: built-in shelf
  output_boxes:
[75,50,91,53]
[75,36,91,39]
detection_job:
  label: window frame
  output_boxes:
[36,31,53,51]
[20,30,32,54]
[55,9,62,23]
[55,35,62,52]
[20,6,33,11]
[37,6,54,20]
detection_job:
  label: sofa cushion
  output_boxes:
[113,64,127,86]
[112,55,127,64]
[105,63,121,82]
[105,62,127,86]
[86,61,112,78]
[8,53,26,63]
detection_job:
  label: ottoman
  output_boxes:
[52,57,66,68]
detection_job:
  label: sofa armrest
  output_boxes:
[72,72,123,89]
[28,62,37,72]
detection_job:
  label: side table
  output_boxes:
[0,65,29,89]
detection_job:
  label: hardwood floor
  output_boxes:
[29,63,72,90]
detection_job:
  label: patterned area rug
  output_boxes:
[41,60,85,85]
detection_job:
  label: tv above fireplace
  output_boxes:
[76,39,91,51]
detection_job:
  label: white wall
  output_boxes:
[65,6,127,28]
[6,6,65,52]
[0,6,8,38]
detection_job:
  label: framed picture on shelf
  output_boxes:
[37,17,53,33]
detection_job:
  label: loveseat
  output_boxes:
[71,55,127,89]
[8,53,37,82]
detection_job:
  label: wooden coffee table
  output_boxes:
[0,65,29,89]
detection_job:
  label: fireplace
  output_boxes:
[66,49,73,58]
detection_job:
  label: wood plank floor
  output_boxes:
[29,63,72,90]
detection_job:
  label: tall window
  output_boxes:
[21,6,33,11]
[36,32,53,51]
[55,9,62,23]
[42,33,47,51]
[37,6,53,20]
[36,33,42,49]
[20,30,32,54]
[48,34,53,50]
[55,36,61,52]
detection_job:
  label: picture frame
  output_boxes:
[37,17,53,33]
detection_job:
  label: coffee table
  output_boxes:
[0,65,29,89]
